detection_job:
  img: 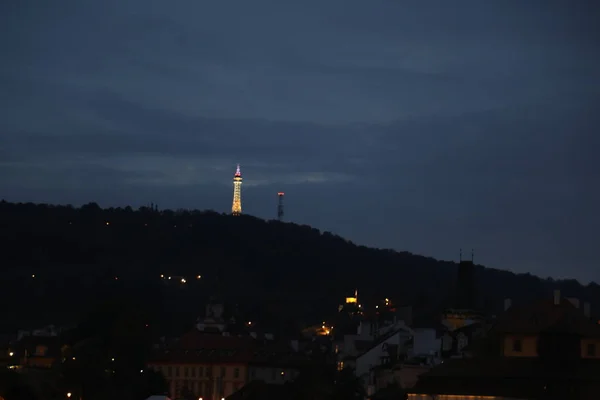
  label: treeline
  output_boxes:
[0,200,598,333]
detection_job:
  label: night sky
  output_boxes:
[1,1,599,282]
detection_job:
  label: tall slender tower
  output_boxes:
[277,192,284,221]
[231,164,242,215]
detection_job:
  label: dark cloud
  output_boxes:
[1,0,599,282]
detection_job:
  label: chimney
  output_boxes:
[553,289,561,305]
[504,298,512,311]
[584,302,591,319]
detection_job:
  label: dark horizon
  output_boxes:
[1,0,599,283]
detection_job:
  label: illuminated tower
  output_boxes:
[231,164,242,215]
[277,192,284,221]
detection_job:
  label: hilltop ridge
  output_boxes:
[0,200,597,332]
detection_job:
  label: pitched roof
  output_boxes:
[226,381,292,400]
[410,358,600,398]
[491,298,600,336]
[17,335,62,358]
[175,330,255,349]
[149,331,257,364]
[416,357,600,380]
[248,341,310,367]
[357,324,412,359]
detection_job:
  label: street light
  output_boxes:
[67,393,72,398]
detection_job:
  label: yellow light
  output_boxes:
[67,393,72,398]
[32,274,35,278]
[280,371,285,375]
[160,274,164,278]
[197,275,201,279]
[181,278,186,283]
[72,357,76,360]
[111,358,115,361]
[106,222,110,226]
[248,321,252,325]
[9,351,13,357]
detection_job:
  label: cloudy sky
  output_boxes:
[1,0,599,282]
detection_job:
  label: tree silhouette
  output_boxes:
[0,200,597,334]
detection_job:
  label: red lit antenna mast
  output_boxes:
[277,192,284,221]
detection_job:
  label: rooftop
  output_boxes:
[492,298,600,336]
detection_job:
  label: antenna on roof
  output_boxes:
[459,248,462,262]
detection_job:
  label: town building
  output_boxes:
[409,290,600,400]
[148,330,255,400]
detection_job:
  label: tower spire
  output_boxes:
[231,164,242,215]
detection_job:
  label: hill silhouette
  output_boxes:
[0,200,597,334]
